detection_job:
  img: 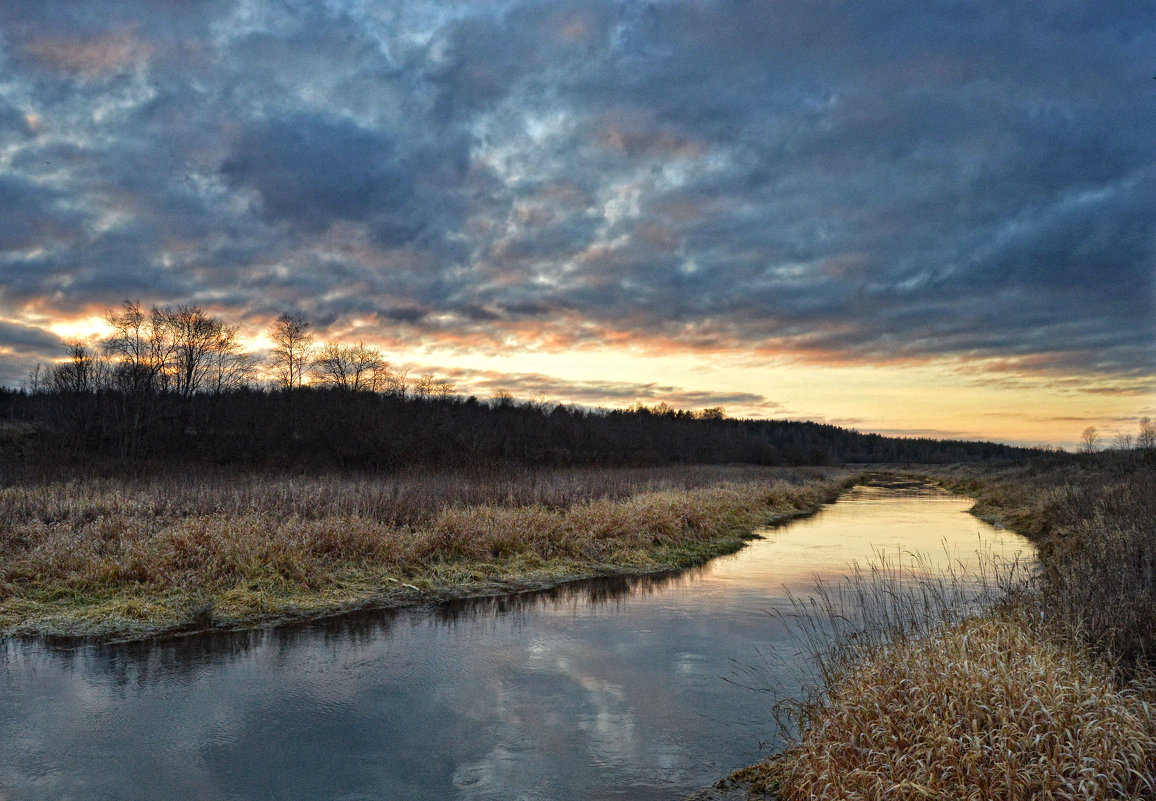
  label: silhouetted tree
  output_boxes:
[312,342,388,391]
[208,326,259,393]
[102,301,179,456]
[1139,418,1156,452]
[1080,426,1101,453]
[103,300,176,396]
[50,341,103,394]
[414,372,455,398]
[168,305,228,399]
[269,313,314,390]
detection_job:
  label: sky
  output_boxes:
[0,0,1152,447]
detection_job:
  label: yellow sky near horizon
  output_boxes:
[22,309,1152,449]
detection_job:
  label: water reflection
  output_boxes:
[0,482,1029,801]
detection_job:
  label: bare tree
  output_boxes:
[383,366,409,397]
[413,373,436,398]
[50,341,101,394]
[312,342,387,391]
[413,372,455,399]
[348,343,388,392]
[103,303,254,398]
[101,301,179,456]
[208,325,259,393]
[167,305,227,399]
[529,391,552,411]
[1114,431,1135,451]
[26,363,47,394]
[43,340,112,450]
[1079,426,1101,453]
[1139,417,1156,452]
[269,313,314,390]
[103,300,176,395]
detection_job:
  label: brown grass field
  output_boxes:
[0,463,853,639]
[737,613,1156,800]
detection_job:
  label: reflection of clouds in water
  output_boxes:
[574,673,634,764]
[674,651,708,676]
[453,746,534,798]
[448,630,643,801]
[0,484,1033,800]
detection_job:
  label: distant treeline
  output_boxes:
[0,300,1037,468]
[0,384,1034,469]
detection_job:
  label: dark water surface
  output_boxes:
[0,484,1028,800]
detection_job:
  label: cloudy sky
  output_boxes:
[0,1,1152,445]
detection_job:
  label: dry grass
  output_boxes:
[737,614,1156,800]
[931,459,1156,669]
[0,463,816,526]
[732,460,1156,800]
[0,464,853,638]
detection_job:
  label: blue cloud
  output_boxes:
[0,0,1150,384]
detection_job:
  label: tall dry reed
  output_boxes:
[736,461,1156,800]
[933,460,1156,669]
[0,464,852,634]
[740,615,1156,800]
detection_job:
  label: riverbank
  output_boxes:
[0,464,855,641]
[732,457,1156,800]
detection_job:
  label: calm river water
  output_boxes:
[0,483,1028,801]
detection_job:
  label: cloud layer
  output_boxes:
[0,0,1152,393]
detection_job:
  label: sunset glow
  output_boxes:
[0,1,1152,448]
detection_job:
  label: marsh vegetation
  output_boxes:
[0,463,852,639]
[734,456,1156,800]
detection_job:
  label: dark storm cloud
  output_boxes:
[0,321,62,352]
[0,175,81,254]
[0,322,65,387]
[0,0,1151,386]
[222,113,402,232]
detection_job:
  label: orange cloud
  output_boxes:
[596,124,703,160]
[24,31,151,77]
[633,222,681,251]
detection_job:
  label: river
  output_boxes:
[0,481,1028,800]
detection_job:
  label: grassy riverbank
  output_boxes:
[940,458,1156,665]
[733,457,1156,800]
[0,464,854,640]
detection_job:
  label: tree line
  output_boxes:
[1,302,1045,469]
[28,302,455,398]
[0,383,1037,470]
[1079,421,1156,454]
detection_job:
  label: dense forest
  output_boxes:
[0,384,1034,470]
